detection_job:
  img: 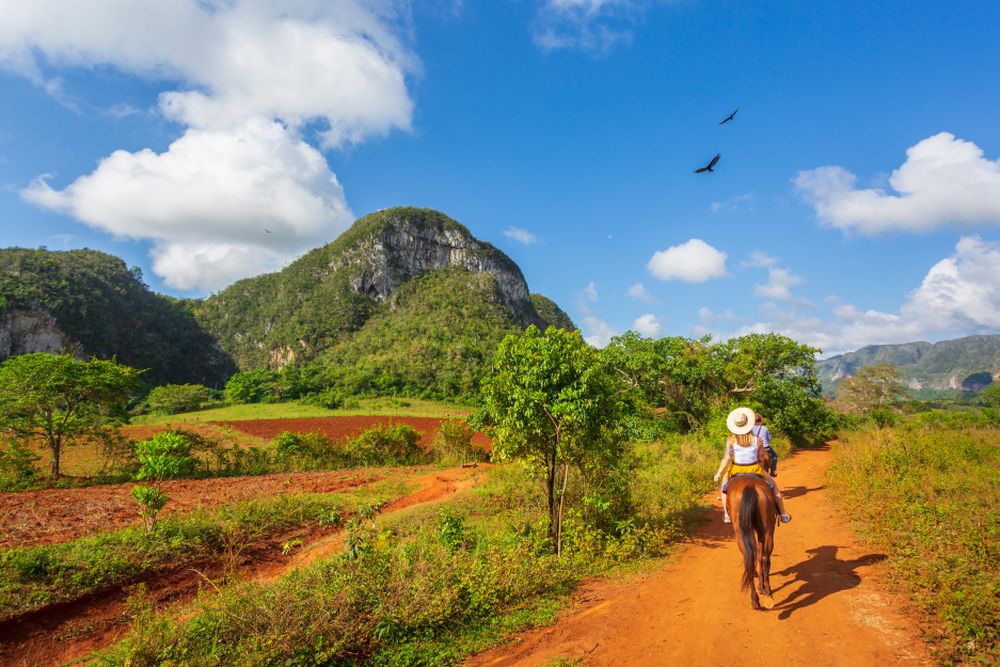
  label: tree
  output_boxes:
[132,431,197,532]
[145,383,218,414]
[0,354,142,476]
[834,363,907,414]
[475,326,623,552]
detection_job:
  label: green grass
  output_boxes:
[0,480,410,621]
[133,398,473,424]
[828,425,998,665]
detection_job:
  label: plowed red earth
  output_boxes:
[0,470,383,549]
[467,444,934,667]
[0,465,487,667]
[211,415,492,450]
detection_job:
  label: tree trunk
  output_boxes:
[49,438,61,477]
[546,452,557,542]
[556,463,569,557]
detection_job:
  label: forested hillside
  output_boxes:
[0,248,234,387]
[818,334,1000,395]
[194,207,549,370]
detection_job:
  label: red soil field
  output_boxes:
[212,415,492,450]
[0,469,384,550]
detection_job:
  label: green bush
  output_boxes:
[433,418,487,465]
[344,424,425,466]
[0,438,39,490]
[133,432,197,482]
[145,384,220,415]
[224,369,282,405]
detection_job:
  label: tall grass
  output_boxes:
[828,426,998,665]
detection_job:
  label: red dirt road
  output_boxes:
[468,444,934,667]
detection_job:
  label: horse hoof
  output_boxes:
[759,594,775,610]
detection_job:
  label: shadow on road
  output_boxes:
[781,485,825,499]
[773,545,887,619]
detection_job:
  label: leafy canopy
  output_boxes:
[0,353,141,476]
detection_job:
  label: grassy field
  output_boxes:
[133,398,473,425]
[828,425,998,665]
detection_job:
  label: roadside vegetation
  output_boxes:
[828,424,998,665]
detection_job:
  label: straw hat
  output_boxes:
[726,407,756,435]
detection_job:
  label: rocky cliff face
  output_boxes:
[0,305,83,360]
[330,212,543,328]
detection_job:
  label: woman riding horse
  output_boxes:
[713,407,791,524]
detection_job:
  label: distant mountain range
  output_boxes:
[0,207,574,396]
[817,334,1000,396]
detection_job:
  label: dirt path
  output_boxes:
[469,444,933,667]
[0,465,486,667]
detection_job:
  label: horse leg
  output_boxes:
[761,525,774,597]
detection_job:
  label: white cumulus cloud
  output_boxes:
[795,132,1000,235]
[582,315,618,348]
[647,239,728,283]
[631,313,662,338]
[754,267,803,301]
[5,0,416,292]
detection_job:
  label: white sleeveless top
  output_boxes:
[730,436,760,466]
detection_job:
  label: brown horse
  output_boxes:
[726,474,777,609]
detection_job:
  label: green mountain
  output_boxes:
[818,334,1000,396]
[0,248,235,387]
[195,207,554,370]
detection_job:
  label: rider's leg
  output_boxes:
[761,472,789,519]
[720,474,731,522]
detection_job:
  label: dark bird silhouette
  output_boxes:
[264,229,272,234]
[719,106,739,125]
[694,153,721,174]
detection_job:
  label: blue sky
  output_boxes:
[1,0,998,356]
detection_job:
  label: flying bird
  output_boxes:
[719,107,740,125]
[264,229,272,234]
[694,153,721,174]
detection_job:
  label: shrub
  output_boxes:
[433,418,487,465]
[270,431,348,470]
[224,369,281,405]
[344,424,425,466]
[133,432,197,482]
[0,438,39,490]
[145,384,220,415]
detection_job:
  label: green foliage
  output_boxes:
[603,331,831,443]
[0,247,235,386]
[130,485,168,533]
[0,353,142,476]
[224,369,282,404]
[828,426,998,664]
[133,432,197,482]
[834,363,907,414]
[434,418,488,465]
[344,424,424,467]
[979,384,1000,409]
[0,438,40,490]
[531,293,576,330]
[477,326,625,548]
[144,384,220,415]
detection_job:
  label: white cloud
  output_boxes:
[631,313,662,338]
[532,0,640,52]
[754,267,803,301]
[717,236,1000,356]
[6,1,416,292]
[626,282,652,302]
[742,250,778,268]
[647,239,728,283]
[23,118,352,291]
[795,132,1000,235]
[582,314,618,348]
[503,226,539,245]
[583,281,599,302]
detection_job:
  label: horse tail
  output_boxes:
[739,486,759,592]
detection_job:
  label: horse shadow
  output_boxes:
[773,545,887,619]
[781,485,825,499]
